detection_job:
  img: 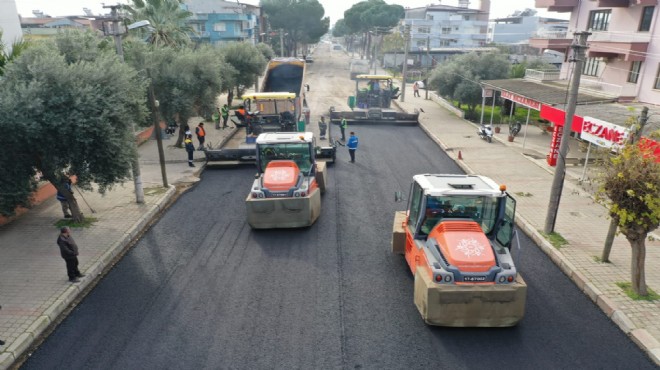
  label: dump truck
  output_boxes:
[392,174,526,327]
[329,74,419,125]
[205,58,335,166]
[246,132,328,229]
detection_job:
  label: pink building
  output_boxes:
[531,0,659,104]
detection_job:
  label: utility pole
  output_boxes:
[279,29,284,57]
[601,106,648,262]
[400,24,411,103]
[544,31,590,233]
[104,4,145,204]
[147,70,168,188]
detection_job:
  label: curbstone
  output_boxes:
[611,310,636,334]
[25,316,51,339]
[43,298,68,322]
[570,270,589,291]
[0,351,15,370]
[558,259,577,279]
[86,261,104,277]
[630,329,660,352]
[5,333,32,364]
[595,295,618,317]
[649,347,660,367]
[583,281,603,302]
[60,285,81,307]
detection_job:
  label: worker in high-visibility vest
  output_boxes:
[195,122,206,150]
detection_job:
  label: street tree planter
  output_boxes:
[494,126,501,134]
[508,135,515,142]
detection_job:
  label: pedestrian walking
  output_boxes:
[340,115,347,141]
[413,81,420,98]
[221,104,230,129]
[185,135,195,167]
[57,226,85,283]
[56,178,74,218]
[195,122,206,150]
[318,116,327,140]
[212,107,221,130]
[347,131,359,163]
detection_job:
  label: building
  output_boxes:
[402,0,490,52]
[183,0,261,45]
[20,12,94,41]
[489,9,568,45]
[0,0,22,50]
[531,0,659,104]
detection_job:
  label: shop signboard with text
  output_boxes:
[501,91,541,110]
[547,124,563,166]
[581,116,629,150]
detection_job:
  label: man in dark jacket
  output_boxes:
[57,227,84,283]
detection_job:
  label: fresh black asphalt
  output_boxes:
[22,125,656,369]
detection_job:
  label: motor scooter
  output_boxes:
[477,124,493,143]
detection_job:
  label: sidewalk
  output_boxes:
[0,120,236,369]
[395,89,660,365]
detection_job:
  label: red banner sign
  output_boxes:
[501,91,541,110]
[547,125,563,166]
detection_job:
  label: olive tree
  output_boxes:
[0,43,147,222]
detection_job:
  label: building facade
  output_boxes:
[184,0,260,45]
[489,12,568,44]
[402,0,490,52]
[0,0,22,50]
[531,0,659,104]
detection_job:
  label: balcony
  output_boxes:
[597,0,656,6]
[525,69,561,82]
[587,31,650,62]
[535,0,578,12]
[579,78,638,99]
[529,31,572,52]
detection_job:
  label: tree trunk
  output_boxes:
[629,236,648,296]
[227,89,234,108]
[50,179,84,223]
[601,217,617,262]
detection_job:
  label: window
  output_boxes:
[407,182,423,236]
[583,57,601,76]
[213,22,226,32]
[628,61,643,83]
[639,6,654,32]
[417,26,430,33]
[441,27,451,34]
[654,64,660,89]
[588,10,611,31]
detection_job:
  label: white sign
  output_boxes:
[581,116,629,149]
[482,89,493,98]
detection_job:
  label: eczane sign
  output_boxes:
[581,116,629,149]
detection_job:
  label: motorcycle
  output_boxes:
[509,121,522,137]
[477,124,493,143]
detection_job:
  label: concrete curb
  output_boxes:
[0,185,177,370]
[416,109,660,366]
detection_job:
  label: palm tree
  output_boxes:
[122,0,194,48]
[0,31,30,76]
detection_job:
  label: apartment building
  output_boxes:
[531,0,659,104]
[402,0,490,52]
[184,0,261,45]
[489,10,569,44]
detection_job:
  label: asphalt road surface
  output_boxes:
[22,44,656,370]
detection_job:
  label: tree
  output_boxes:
[332,19,350,38]
[124,42,228,147]
[255,42,275,61]
[0,42,147,223]
[510,59,557,79]
[343,0,404,56]
[429,52,509,117]
[596,116,660,296]
[123,0,194,48]
[219,42,267,107]
[261,0,329,56]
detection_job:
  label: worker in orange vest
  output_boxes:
[195,122,206,150]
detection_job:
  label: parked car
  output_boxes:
[305,55,314,63]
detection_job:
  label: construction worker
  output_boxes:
[195,122,206,150]
[340,115,348,141]
[221,104,230,129]
[347,131,359,163]
[184,135,195,167]
[56,178,74,218]
[318,116,327,140]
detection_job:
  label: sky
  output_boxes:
[15,0,568,23]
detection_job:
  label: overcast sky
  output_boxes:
[15,0,568,23]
